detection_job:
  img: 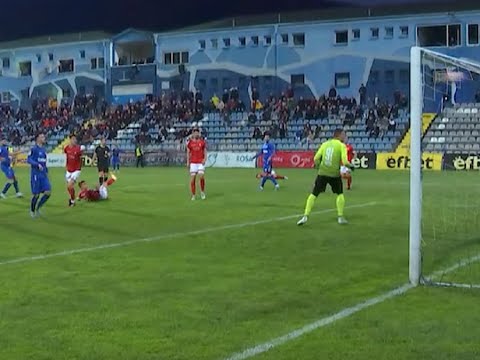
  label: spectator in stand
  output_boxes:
[359,84,367,106]
[388,118,397,133]
[328,85,337,99]
[475,90,480,103]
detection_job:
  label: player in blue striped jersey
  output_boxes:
[0,137,22,199]
[27,133,51,217]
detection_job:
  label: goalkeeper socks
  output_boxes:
[2,182,11,194]
[31,195,39,212]
[347,176,352,189]
[200,177,205,192]
[37,194,51,210]
[106,178,115,186]
[13,180,19,193]
[304,194,317,216]
[190,177,196,195]
[336,194,345,217]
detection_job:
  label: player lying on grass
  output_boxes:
[252,132,280,191]
[297,128,352,226]
[255,170,288,181]
[0,137,23,199]
[77,174,117,202]
[341,142,355,190]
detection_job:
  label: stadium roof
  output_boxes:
[167,2,480,33]
[0,31,111,51]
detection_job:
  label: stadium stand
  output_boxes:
[423,103,480,153]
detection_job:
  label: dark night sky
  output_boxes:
[0,0,461,42]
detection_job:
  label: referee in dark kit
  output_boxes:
[93,137,110,185]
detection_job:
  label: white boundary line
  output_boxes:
[0,201,377,267]
[222,254,480,360]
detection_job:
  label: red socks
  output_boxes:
[191,177,196,195]
[68,187,75,201]
[106,178,115,186]
[347,176,352,189]
[200,177,205,192]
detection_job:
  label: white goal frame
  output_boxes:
[409,46,480,287]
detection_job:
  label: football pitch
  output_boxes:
[0,167,479,360]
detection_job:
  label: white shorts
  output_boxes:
[190,163,205,175]
[99,185,108,200]
[66,170,81,183]
[340,166,350,175]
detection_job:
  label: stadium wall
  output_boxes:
[1,10,480,108]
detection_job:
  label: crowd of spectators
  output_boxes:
[0,84,409,149]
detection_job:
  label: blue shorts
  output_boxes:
[31,174,51,194]
[111,158,120,166]
[263,162,272,174]
[1,166,14,180]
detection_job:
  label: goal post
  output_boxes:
[409,46,422,286]
[409,46,423,286]
[409,46,480,288]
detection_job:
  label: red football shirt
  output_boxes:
[346,144,354,162]
[79,188,100,201]
[64,145,82,172]
[187,138,206,164]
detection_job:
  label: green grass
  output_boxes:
[0,167,478,360]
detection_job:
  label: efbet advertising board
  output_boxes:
[376,152,442,171]
[443,153,480,170]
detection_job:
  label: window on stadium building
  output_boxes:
[400,26,409,38]
[98,57,105,68]
[1,92,10,103]
[335,30,348,45]
[19,61,32,76]
[352,29,360,41]
[468,24,479,46]
[385,27,394,39]
[335,72,350,88]
[164,52,172,65]
[62,88,72,98]
[417,25,447,47]
[211,39,218,49]
[239,37,246,47]
[36,54,42,63]
[199,40,206,50]
[399,69,409,83]
[264,35,272,46]
[172,52,180,64]
[281,33,289,44]
[448,24,461,47]
[370,27,379,39]
[181,52,189,64]
[293,33,305,46]
[59,59,74,73]
[2,57,10,69]
[91,58,97,70]
[291,74,305,86]
[48,53,54,61]
[79,50,86,59]
[251,36,259,46]
[385,70,395,83]
[223,38,231,48]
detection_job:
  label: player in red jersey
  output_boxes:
[78,174,117,202]
[64,134,83,207]
[186,127,207,200]
[341,143,356,190]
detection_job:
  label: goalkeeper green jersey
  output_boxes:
[314,139,350,177]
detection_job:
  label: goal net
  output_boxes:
[410,47,480,288]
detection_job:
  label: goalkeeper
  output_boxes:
[297,129,352,226]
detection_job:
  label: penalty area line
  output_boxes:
[0,201,377,267]
[222,255,480,360]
